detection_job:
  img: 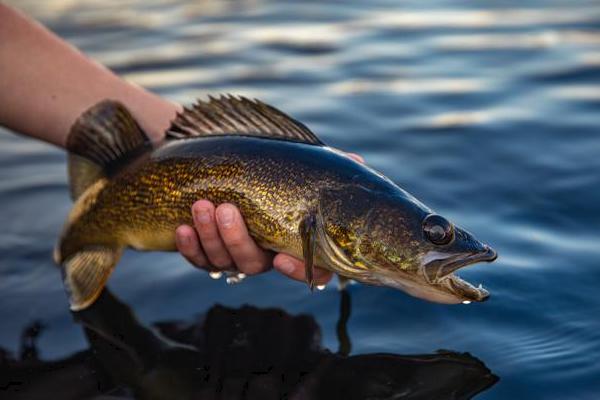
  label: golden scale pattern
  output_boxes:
[61,149,351,266]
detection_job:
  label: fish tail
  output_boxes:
[66,100,152,200]
[61,246,122,311]
[56,100,152,310]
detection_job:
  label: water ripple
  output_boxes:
[2,0,600,397]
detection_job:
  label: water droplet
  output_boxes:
[462,300,472,305]
[316,284,326,291]
[226,272,246,285]
[209,271,222,280]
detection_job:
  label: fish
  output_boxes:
[54,95,497,311]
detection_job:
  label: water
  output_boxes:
[1,0,599,398]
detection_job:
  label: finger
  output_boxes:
[216,203,273,275]
[175,225,209,269]
[192,200,233,269]
[346,152,365,164]
[273,254,333,285]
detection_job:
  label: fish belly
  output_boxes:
[124,228,177,252]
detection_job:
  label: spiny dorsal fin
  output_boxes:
[166,95,325,145]
[66,100,152,199]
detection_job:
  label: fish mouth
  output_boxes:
[425,246,498,302]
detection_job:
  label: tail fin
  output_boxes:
[62,246,122,311]
[66,100,152,200]
[58,101,148,310]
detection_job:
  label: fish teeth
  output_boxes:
[316,284,327,291]
[478,283,483,289]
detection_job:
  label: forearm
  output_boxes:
[0,4,178,147]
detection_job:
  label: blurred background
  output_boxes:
[1,0,600,398]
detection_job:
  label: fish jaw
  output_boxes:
[423,246,497,282]
[374,272,473,304]
[420,245,498,303]
[358,245,497,304]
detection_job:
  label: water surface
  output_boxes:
[1,0,600,398]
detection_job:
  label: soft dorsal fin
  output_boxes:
[66,100,152,199]
[166,95,325,145]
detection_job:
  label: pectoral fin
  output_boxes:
[62,247,122,311]
[300,213,318,290]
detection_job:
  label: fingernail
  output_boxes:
[195,208,211,225]
[217,207,234,228]
[278,261,295,275]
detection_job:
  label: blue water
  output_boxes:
[1,0,600,398]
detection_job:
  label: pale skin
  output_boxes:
[0,4,364,285]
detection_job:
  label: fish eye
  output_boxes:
[423,214,454,245]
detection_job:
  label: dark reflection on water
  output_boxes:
[1,0,600,398]
[1,290,497,399]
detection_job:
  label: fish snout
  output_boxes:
[480,245,498,263]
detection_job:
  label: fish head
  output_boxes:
[317,185,497,304]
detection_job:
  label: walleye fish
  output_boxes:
[55,96,497,311]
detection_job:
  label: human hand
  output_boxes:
[174,152,364,286]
